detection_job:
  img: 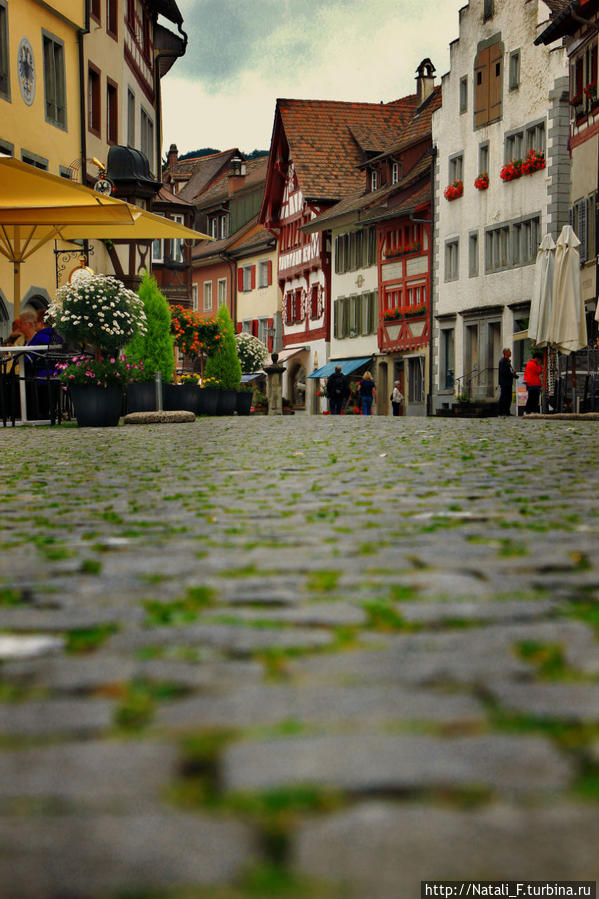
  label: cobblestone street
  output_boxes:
[1,416,598,898]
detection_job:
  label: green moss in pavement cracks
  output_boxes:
[143,586,216,626]
[113,678,190,731]
[65,622,119,654]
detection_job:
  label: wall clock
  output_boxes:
[17,37,35,106]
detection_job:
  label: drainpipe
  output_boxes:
[409,145,436,416]
[78,6,90,184]
[219,251,237,322]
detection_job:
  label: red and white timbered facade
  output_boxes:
[378,214,431,355]
[278,162,330,349]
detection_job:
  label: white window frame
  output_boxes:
[151,212,164,263]
[371,170,378,191]
[203,280,213,312]
[445,238,459,282]
[242,265,253,292]
[391,162,399,184]
[127,88,135,147]
[172,213,184,264]
[449,153,463,183]
[140,107,154,173]
[258,260,269,288]
[509,50,520,91]
[217,277,227,305]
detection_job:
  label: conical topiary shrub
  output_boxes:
[126,271,174,383]
[205,304,242,390]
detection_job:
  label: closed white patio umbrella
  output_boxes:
[529,233,555,347]
[548,225,587,353]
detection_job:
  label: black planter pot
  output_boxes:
[69,384,123,427]
[216,388,237,416]
[236,391,253,416]
[163,383,199,413]
[126,381,159,413]
[200,387,218,416]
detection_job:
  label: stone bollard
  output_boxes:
[264,353,286,416]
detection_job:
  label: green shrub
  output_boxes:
[126,271,174,383]
[205,304,242,390]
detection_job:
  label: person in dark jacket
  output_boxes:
[326,366,349,414]
[358,371,376,415]
[497,347,518,416]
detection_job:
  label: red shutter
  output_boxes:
[285,293,292,324]
[252,320,258,337]
[237,268,244,292]
[575,58,584,95]
[236,322,242,334]
[251,265,256,289]
[267,260,273,285]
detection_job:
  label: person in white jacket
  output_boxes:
[391,381,404,417]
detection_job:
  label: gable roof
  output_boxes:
[177,149,242,203]
[195,156,268,210]
[535,0,596,43]
[260,95,420,222]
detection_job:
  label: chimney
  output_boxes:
[415,58,436,106]
[167,143,178,170]
[227,154,247,197]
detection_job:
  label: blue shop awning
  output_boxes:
[308,357,372,379]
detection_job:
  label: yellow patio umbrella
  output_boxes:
[0,156,134,316]
[59,205,210,243]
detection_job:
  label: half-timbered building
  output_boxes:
[260,98,419,412]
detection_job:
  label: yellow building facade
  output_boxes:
[0,0,84,333]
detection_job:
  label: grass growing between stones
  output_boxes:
[113,678,190,730]
[65,622,119,654]
[143,586,216,626]
[514,640,575,680]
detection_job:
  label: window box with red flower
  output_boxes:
[520,148,546,176]
[385,241,421,260]
[570,92,583,108]
[500,159,522,182]
[444,180,463,201]
[474,172,489,191]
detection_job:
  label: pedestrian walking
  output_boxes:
[326,365,349,414]
[523,352,543,414]
[358,371,376,415]
[497,347,518,416]
[391,380,404,416]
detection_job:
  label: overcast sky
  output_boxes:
[160,0,458,157]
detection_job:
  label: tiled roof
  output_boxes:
[228,225,276,257]
[306,151,432,230]
[196,156,268,209]
[369,87,442,163]
[277,96,420,201]
[155,184,193,206]
[191,215,260,262]
[178,149,241,203]
[361,179,431,226]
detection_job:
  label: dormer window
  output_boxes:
[371,170,378,191]
[392,162,399,185]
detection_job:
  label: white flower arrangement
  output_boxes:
[48,274,147,354]
[235,331,268,374]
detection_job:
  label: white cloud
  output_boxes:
[161,0,458,154]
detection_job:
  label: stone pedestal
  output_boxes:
[264,354,286,416]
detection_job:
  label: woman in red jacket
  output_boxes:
[524,352,543,414]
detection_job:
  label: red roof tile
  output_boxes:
[276,96,420,201]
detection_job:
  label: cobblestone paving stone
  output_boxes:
[0,416,598,898]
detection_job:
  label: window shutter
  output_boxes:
[342,297,349,338]
[334,236,341,274]
[488,43,503,123]
[267,260,273,285]
[251,266,256,289]
[285,293,292,325]
[237,269,244,292]
[579,199,588,263]
[474,47,490,128]
[333,299,340,339]
[251,320,258,337]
